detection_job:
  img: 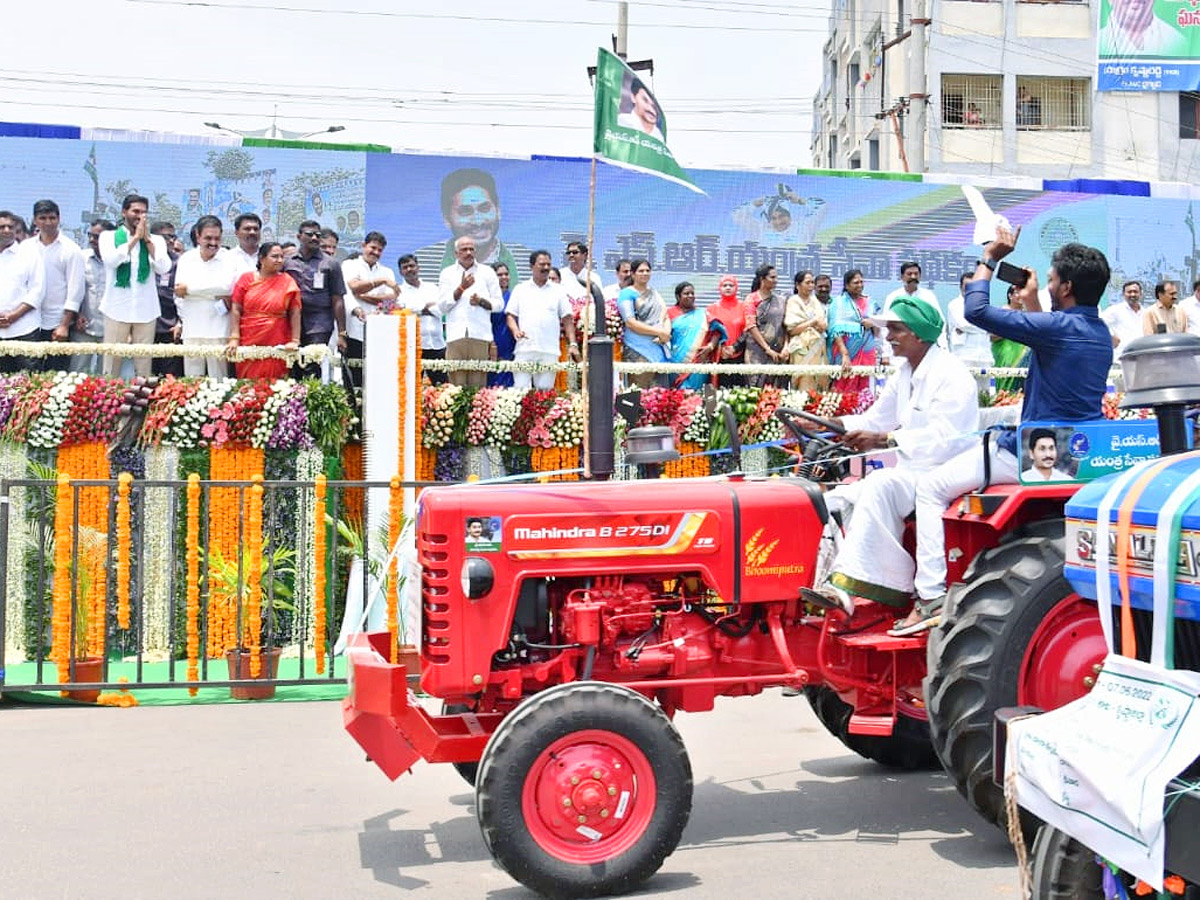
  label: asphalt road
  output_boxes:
[0,691,1019,900]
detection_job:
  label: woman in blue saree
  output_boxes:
[826,268,876,395]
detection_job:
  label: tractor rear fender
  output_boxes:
[342,632,503,780]
[942,482,1077,587]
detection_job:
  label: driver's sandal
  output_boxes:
[887,595,945,636]
[800,583,854,618]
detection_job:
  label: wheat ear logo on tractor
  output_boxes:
[743,527,804,578]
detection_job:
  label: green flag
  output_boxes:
[592,47,702,194]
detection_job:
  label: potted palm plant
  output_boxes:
[205,544,296,700]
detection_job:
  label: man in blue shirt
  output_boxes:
[895,224,1113,634]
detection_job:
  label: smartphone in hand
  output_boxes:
[996,261,1029,287]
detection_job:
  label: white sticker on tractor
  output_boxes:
[614,791,630,819]
[575,825,603,841]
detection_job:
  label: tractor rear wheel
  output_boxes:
[1030,826,1106,900]
[924,529,1106,836]
[475,682,692,899]
[803,685,938,770]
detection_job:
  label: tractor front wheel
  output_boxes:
[1030,825,1106,900]
[475,682,693,899]
[924,529,1106,835]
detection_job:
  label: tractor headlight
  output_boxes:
[462,556,494,599]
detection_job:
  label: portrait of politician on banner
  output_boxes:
[1098,0,1188,59]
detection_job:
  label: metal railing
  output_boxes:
[0,475,419,698]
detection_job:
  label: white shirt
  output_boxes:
[946,293,991,365]
[603,283,623,302]
[174,248,238,340]
[228,245,259,277]
[438,261,502,342]
[1178,295,1200,337]
[0,239,45,337]
[400,279,445,350]
[99,231,172,324]
[341,257,397,342]
[1101,301,1145,359]
[33,233,86,330]
[841,344,979,473]
[560,266,604,305]
[506,278,573,355]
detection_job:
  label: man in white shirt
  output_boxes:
[1178,278,1200,336]
[229,213,262,277]
[603,258,633,302]
[0,210,45,373]
[73,219,114,374]
[173,215,238,377]
[1025,428,1072,482]
[800,296,978,628]
[945,270,992,368]
[342,231,399,388]
[30,200,85,372]
[505,250,581,389]
[880,261,943,361]
[1101,280,1146,358]
[562,241,605,301]
[438,236,502,388]
[99,193,172,377]
[399,254,446,385]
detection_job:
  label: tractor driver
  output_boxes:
[801,295,979,626]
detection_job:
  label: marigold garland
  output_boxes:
[555,337,569,393]
[313,473,327,675]
[116,472,133,630]
[246,475,264,677]
[207,444,266,655]
[185,474,201,696]
[56,442,110,656]
[531,445,580,482]
[340,443,364,528]
[387,475,401,663]
[662,442,711,479]
[51,473,74,676]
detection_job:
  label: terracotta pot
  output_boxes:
[57,656,103,703]
[224,647,283,700]
[396,644,420,673]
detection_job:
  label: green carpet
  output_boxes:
[0,655,349,706]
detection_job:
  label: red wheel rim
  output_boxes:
[521,728,657,864]
[1018,593,1106,709]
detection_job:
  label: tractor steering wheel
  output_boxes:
[774,407,852,484]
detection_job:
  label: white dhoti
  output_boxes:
[826,467,921,606]
[913,441,1019,601]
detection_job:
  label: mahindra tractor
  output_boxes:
[342,400,1123,899]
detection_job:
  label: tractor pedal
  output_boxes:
[834,632,926,652]
[848,714,894,736]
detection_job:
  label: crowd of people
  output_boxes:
[1,193,1185,401]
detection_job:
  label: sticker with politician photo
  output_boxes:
[1018,419,1167,484]
[465,516,502,552]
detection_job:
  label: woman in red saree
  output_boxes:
[227,242,302,380]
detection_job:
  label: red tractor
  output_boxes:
[343,408,1108,898]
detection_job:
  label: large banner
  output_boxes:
[5,136,1200,319]
[1097,0,1200,91]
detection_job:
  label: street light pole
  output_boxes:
[203,121,345,140]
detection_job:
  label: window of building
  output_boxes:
[1181,92,1200,140]
[1016,77,1091,130]
[941,74,1001,128]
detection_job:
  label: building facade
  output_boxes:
[811,0,1200,182]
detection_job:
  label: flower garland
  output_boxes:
[206,444,266,655]
[186,473,200,696]
[531,445,580,482]
[28,372,86,449]
[421,383,465,449]
[250,379,292,449]
[340,443,364,530]
[60,376,125,445]
[485,389,522,449]
[662,442,711,478]
[166,378,236,447]
[200,381,272,447]
[0,444,27,658]
[142,445,178,652]
[387,476,401,663]
[116,472,133,630]
[313,473,327,674]
[292,448,325,650]
[50,473,74,673]
[5,375,53,444]
[246,475,264,675]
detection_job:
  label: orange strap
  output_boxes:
[1114,457,1178,658]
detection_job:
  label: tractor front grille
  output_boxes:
[418,530,451,664]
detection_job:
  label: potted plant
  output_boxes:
[205,544,296,700]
